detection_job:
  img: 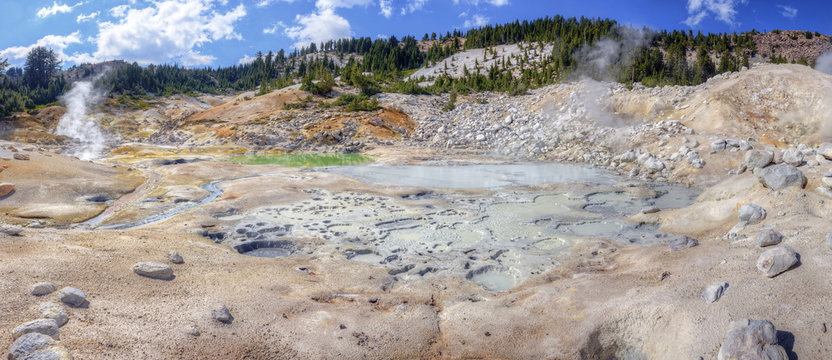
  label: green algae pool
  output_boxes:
[227,153,374,167]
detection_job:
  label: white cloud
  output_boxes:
[462,14,488,28]
[36,1,79,18]
[79,0,247,66]
[284,8,351,48]
[453,0,508,6]
[777,5,797,19]
[110,5,130,17]
[684,0,747,27]
[76,11,99,23]
[256,0,296,8]
[401,0,428,14]
[263,22,283,34]
[315,0,373,9]
[0,32,83,66]
[376,34,389,39]
[379,0,392,18]
[238,54,256,64]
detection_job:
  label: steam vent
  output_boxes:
[2,5,832,359]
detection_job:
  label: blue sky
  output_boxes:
[0,0,828,68]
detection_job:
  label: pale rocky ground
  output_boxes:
[2,63,832,359]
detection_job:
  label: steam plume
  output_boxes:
[56,80,107,160]
[815,51,832,75]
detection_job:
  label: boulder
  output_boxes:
[212,304,233,323]
[744,150,773,170]
[702,282,729,303]
[738,204,766,225]
[819,142,832,160]
[0,183,14,197]
[0,224,23,236]
[59,287,86,306]
[132,262,174,280]
[39,302,68,327]
[7,333,72,360]
[30,282,56,296]
[668,236,698,251]
[166,251,184,264]
[717,319,788,360]
[11,319,59,340]
[711,139,727,151]
[13,153,29,161]
[644,156,665,172]
[757,164,807,190]
[822,176,832,188]
[781,148,804,166]
[756,246,798,278]
[756,229,783,247]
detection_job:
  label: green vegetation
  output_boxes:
[331,94,380,112]
[0,15,823,116]
[442,91,457,112]
[227,153,373,167]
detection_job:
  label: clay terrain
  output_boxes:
[3,63,832,359]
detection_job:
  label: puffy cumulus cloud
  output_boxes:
[279,0,370,48]
[684,0,747,27]
[284,8,351,48]
[110,5,130,17]
[462,13,489,28]
[36,1,80,18]
[379,0,392,18]
[0,32,84,66]
[81,0,246,66]
[777,4,797,19]
[76,11,99,23]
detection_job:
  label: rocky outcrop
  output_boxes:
[717,319,788,360]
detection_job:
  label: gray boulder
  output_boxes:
[39,302,68,327]
[738,204,766,225]
[717,319,788,360]
[0,224,23,236]
[166,251,184,264]
[756,229,783,247]
[819,142,832,160]
[781,148,804,166]
[644,156,665,172]
[59,287,86,307]
[757,246,798,278]
[7,333,72,360]
[641,206,660,214]
[30,282,56,296]
[702,282,729,303]
[711,139,727,151]
[212,304,233,323]
[744,150,773,170]
[11,319,59,340]
[132,262,174,280]
[668,236,698,251]
[757,164,807,190]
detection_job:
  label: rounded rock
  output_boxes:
[30,282,56,296]
[132,262,174,280]
[744,150,773,170]
[39,302,68,327]
[11,319,59,340]
[0,183,15,197]
[59,287,87,307]
[8,333,54,360]
[756,245,798,278]
[756,164,807,190]
[756,229,783,247]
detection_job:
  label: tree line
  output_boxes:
[0,15,821,116]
